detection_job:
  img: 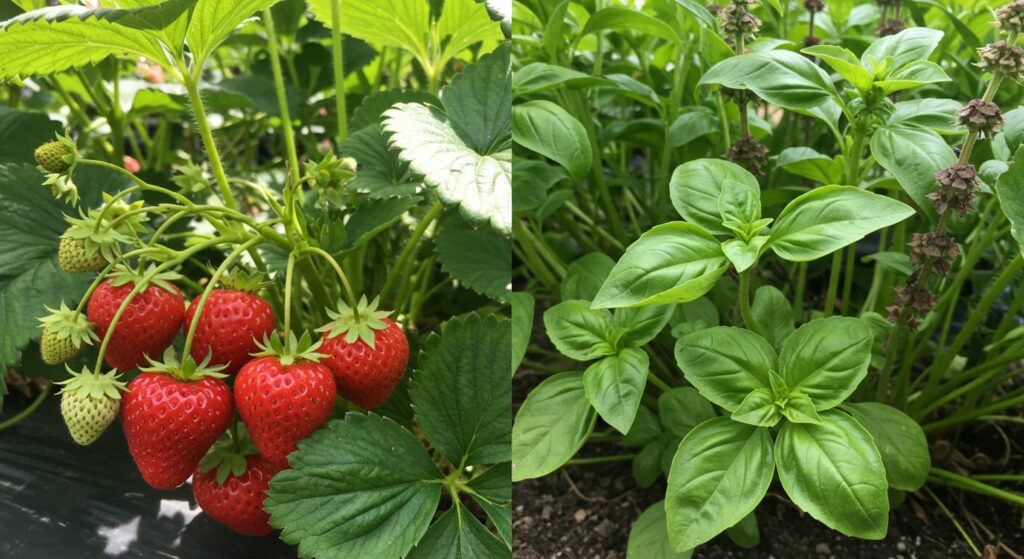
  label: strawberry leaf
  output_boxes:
[265,413,443,559]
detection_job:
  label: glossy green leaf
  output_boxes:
[887,98,963,134]
[777,316,873,410]
[871,125,955,222]
[410,313,511,466]
[512,62,611,96]
[544,300,615,360]
[670,159,760,235]
[668,109,719,148]
[593,222,728,309]
[623,405,664,447]
[665,417,775,551]
[731,387,781,427]
[722,236,769,273]
[627,501,694,559]
[512,100,591,183]
[579,7,681,45]
[768,185,916,262]
[436,216,511,302]
[511,292,534,376]
[186,0,279,62]
[407,506,508,558]
[699,50,838,111]
[779,392,823,424]
[861,27,943,71]
[634,438,668,487]
[775,147,844,185]
[465,462,512,545]
[675,326,776,411]
[583,348,650,434]
[750,286,794,348]
[562,252,616,301]
[612,305,672,349]
[874,60,950,95]
[670,297,720,338]
[512,372,596,481]
[265,414,443,559]
[844,402,930,491]
[725,512,760,549]
[674,0,717,28]
[775,410,889,539]
[659,387,717,438]
[800,45,872,92]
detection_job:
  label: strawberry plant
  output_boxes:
[514,0,1024,556]
[0,0,511,557]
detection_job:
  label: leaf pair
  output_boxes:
[543,300,672,433]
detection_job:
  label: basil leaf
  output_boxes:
[777,316,873,410]
[583,349,650,434]
[730,387,781,427]
[718,179,761,225]
[861,27,943,70]
[800,44,872,92]
[633,441,668,488]
[510,292,534,376]
[778,392,823,424]
[543,300,614,360]
[628,501,693,559]
[775,410,889,539]
[512,100,591,182]
[675,326,777,411]
[775,146,844,185]
[768,185,916,262]
[874,60,950,95]
[512,372,596,481]
[658,387,717,437]
[843,402,930,491]
[665,417,775,551]
[623,405,663,447]
[750,285,795,348]
[871,124,956,223]
[670,158,760,235]
[669,297,720,338]
[996,146,1024,257]
[699,50,838,111]
[562,252,616,301]
[613,304,675,347]
[593,222,729,309]
[722,236,769,273]
[725,511,760,549]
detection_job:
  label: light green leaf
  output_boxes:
[579,6,681,45]
[874,60,950,95]
[512,100,591,183]
[669,297,720,338]
[777,316,873,410]
[613,304,674,348]
[658,386,717,438]
[562,252,615,301]
[665,417,775,551]
[668,109,719,148]
[512,62,612,97]
[382,103,511,233]
[861,27,943,70]
[186,0,280,63]
[584,348,650,434]
[627,501,694,559]
[722,236,769,273]
[779,392,823,424]
[843,402,930,491]
[511,292,534,376]
[870,125,955,222]
[410,314,510,466]
[800,44,872,92]
[775,410,889,539]
[750,285,794,348]
[670,158,760,235]
[544,300,615,360]
[593,222,729,308]
[700,50,838,111]
[512,372,596,481]
[265,414,443,559]
[436,0,505,63]
[768,185,916,262]
[675,326,776,411]
[887,98,963,134]
[730,387,781,427]
[775,147,844,184]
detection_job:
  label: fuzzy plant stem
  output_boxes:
[330,0,348,143]
[261,9,301,185]
[0,383,51,432]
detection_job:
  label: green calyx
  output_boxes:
[304,151,357,191]
[252,330,327,366]
[55,365,127,401]
[316,296,393,348]
[199,423,260,485]
[39,302,99,348]
[217,268,270,293]
[142,347,228,381]
[107,265,182,295]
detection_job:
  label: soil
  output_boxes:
[513,370,1024,559]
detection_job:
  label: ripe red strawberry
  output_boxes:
[87,268,185,371]
[235,332,336,465]
[192,425,284,536]
[316,297,409,409]
[193,454,284,536]
[120,351,233,489]
[184,271,276,375]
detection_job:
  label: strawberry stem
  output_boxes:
[300,246,362,322]
[284,250,298,335]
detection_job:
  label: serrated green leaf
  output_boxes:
[407,506,509,558]
[436,214,512,302]
[185,0,280,63]
[265,414,443,559]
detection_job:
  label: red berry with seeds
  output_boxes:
[88,268,185,371]
[234,332,336,465]
[317,297,409,409]
[193,454,283,536]
[120,351,233,489]
[185,271,276,375]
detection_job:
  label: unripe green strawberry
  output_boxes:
[38,302,99,365]
[59,236,107,274]
[56,368,127,446]
[35,140,72,174]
